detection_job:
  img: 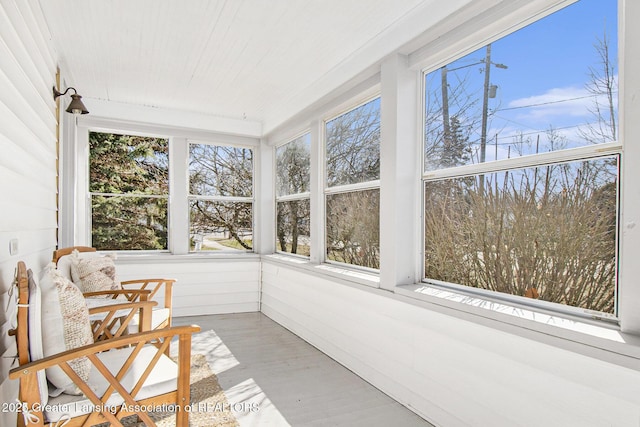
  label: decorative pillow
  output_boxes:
[69,250,120,296]
[27,269,49,406]
[39,264,93,396]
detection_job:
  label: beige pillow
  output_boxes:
[70,250,120,296]
[40,264,93,396]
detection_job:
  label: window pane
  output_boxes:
[326,98,380,187]
[276,134,311,197]
[190,200,253,251]
[424,0,618,171]
[89,132,168,195]
[276,199,310,256]
[91,195,168,250]
[189,144,253,197]
[326,189,380,269]
[424,156,618,314]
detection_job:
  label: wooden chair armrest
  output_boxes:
[120,279,174,310]
[9,325,200,378]
[88,301,158,338]
[84,289,152,302]
[88,300,157,314]
[120,278,176,285]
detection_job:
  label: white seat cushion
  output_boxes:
[43,345,178,422]
[127,307,171,333]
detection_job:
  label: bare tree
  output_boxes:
[325,98,381,268]
[276,138,311,255]
[189,144,253,250]
[423,28,619,314]
[580,30,617,144]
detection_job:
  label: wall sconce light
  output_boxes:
[52,86,89,115]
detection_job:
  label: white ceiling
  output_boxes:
[38,0,472,135]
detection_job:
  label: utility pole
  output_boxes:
[478,44,507,191]
[480,44,492,166]
[479,44,492,194]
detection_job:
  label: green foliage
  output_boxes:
[89,132,169,250]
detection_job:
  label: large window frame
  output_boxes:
[323,95,381,271]
[68,120,260,255]
[419,0,622,323]
[274,132,311,258]
[188,140,256,253]
[87,131,170,251]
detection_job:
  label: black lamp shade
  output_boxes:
[66,94,89,115]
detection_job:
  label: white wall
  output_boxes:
[115,257,261,317]
[0,0,59,424]
[261,260,640,427]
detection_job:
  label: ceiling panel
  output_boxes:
[37,0,455,134]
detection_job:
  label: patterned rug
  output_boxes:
[98,354,238,426]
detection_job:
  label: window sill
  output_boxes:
[262,254,380,288]
[112,252,261,264]
[396,283,640,366]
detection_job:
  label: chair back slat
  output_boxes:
[52,246,96,264]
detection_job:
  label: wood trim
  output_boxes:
[52,245,96,263]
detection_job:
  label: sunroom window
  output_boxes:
[89,131,169,251]
[275,133,311,257]
[422,0,619,318]
[188,143,254,251]
[325,97,381,269]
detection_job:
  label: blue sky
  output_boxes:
[425,0,618,163]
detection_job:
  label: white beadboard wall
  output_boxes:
[0,0,59,424]
[115,257,261,317]
[261,260,640,427]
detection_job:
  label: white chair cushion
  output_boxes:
[42,345,178,422]
[26,269,48,406]
[127,307,171,333]
[39,264,93,396]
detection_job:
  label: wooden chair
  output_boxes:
[9,261,200,427]
[53,246,174,333]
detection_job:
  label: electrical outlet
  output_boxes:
[9,239,18,256]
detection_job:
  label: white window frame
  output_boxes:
[322,93,382,272]
[274,131,312,259]
[67,118,260,256]
[188,139,256,253]
[418,0,623,323]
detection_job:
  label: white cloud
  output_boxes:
[504,80,618,124]
[506,86,593,121]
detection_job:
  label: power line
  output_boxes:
[487,121,601,145]
[494,92,618,112]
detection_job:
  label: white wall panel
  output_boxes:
[0,0,58,424]
[261,261,640,427]
[115,259,261,317]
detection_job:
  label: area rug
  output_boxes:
[97,354,239,426]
